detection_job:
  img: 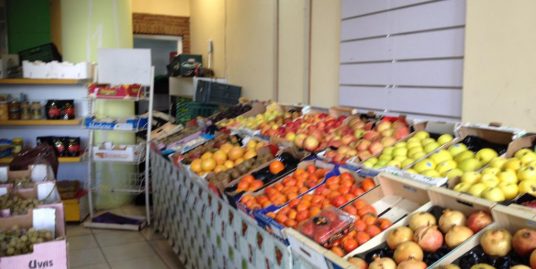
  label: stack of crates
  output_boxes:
[175,96,218,125]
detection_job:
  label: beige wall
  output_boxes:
[131,0,189,16]
[463,0,536,131]
[189,0,340,105]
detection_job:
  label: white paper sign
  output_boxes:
[37,182,58,201]
[30,164,49,181]
[0,187,7,196]
[32,208,56,238]
[97,48,152,85]
[0,167,7,182]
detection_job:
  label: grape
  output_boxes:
[0,193,41,216]
[0,226,55,257]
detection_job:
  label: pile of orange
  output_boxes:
[329,199,392,256]
[241,165,328,210]
[265,173,376,228]
[236,175,264,192]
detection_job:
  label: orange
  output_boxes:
[269,160,285,174]
[306,164,316,174]
[354,220,366,232]
[342,238,358,253]
[340,172,354,182]
[285,219,297,228]
[296,210,309,222]
[213,150,228,165]
[249,180,264,191]
[362,214,377,226]
[309,206,321,217]
[242,175,255,183]
[377,218,392,230]
[361,178,376,191]
[228,146,245,161]
[201,152,213,160]
[365,225,381,237]
[201,158,216,172]
[190,159,202,173]
[356,231,371,245]
[288,209,297,220]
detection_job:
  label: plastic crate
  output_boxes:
[176,99,218,125]
[18,43,62,62]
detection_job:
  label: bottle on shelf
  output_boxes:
[20,101,31,120]
[12,137,23,155]
[0,101,7,120]
[31,101,43,119]
[8,99,20,120]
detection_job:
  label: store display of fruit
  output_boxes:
[235,175,264,192]
[0,194,41,215]
[323,116,411,163]
[449,227,536,269]
[361,131,453,170]
[218,102,299,130]
[297,207,355,248]
[356,206,491,267]
[189,139,269,175]
[240,165,329,210]
[210,103,252,123]
[181,133,238,164]
[327,199,393,256]
[0,226,54,257]
[6,177,34,189]
[159,126,201,146]
[265,174,376,228]
[205,147,275,188]
[452,147,536,202]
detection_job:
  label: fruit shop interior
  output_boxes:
[1,1,536,269]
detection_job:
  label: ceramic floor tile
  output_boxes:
[68,234,99,250]
[72,263,111,269]
[142,227,164,241]
[94,230,146,247]
[109,255,167,269]
[66,224,92,237]
[69,248,107,268]
[150,240,185,269]
[101,241,156,263]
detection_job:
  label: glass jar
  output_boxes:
[12,137,23,155]
[20,101,31,120]
[8,100,20,120]
[31,102,42,119]
[0,102,7,121]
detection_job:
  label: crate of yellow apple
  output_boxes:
[189,139,268,176]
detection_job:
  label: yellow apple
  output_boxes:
[517,166,536,181]
[520,152,536,165]
[480,174,500,188]
[446,169,464,181]
[481,167,501,176]
[468,183,488,197]
[437,160,457,176]
[504,158,522,171]
[387,160,402,168]
[437,133,454,145]
[424,142,440,154]
[413,131,430,140]
[410,151,426,160]
[518,179,536,195]
[414,159,436,173]
[422,169,441,178]
[489,157,507,169]
[406,169,418,174]
[458,158,481,172]
[421,138,436,146]
[395,142,407,148]
[461,171,482,184]
[515,148,533,159]
[498,182,519,200]
[448,144,468,157]
[498,170,518,184]
[430,150,452,164]
[476,148,498,164]
[401,158,415,168]
[482,187,506,202]
[382,147,394,156]
[455,151,475,163]
[453,182,472,193]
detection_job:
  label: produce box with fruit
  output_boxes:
[0,181,61,218]
[285,173,431,268]
[435,204,536,269]
[237,159,335,215]
[255,166,378,242]
[223,149,305,207]
[338,185,495,269]
[0,203,67,269]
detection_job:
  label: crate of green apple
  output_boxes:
[344,186,495,269]
[435,205,536,269]
[449,134,536,204]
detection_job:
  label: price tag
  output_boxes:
[37,182,58,201]
[0,167,7,182]
[32,208,56,238]
[30,164,49,181]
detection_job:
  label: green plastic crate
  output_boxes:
[176,99,218,125]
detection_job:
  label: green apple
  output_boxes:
[446,169,464,181]
[379,154,392,162]
[482,187,506,202]
[453,182,472,193]
[455,151,475,163]
[409,151,426,160]
[517,166,536,181]
[458,158,481,172]
[503,158,521,171]
[367,157,379,165]
[498,170,518,184]
[520,152,536,165]
[518,179,536,195]
[448,144,468,157]
[376,160,388,167]
[515,148,533,159]
[421,138,436,146]
[461,171,482,184]
[394,142,407,148]
[413,131,430,140]
[387,160,402,168]
[363,161,374,168]
[498,182,519,200]
[476,148,498,164]
[480,174,500,188]
[424,142,440,154]
[430,150,452,164]
[401,158,415,168]
[394,155,407,162]
[382,147,394,156]
[481,167,501,176]
[406,169,417,174]
[468,183,488,197]
[421,169,441,178]
[437,160,457,175]
[489,157,507,169]
[414,159,436,173]
[437,133,454,145]
[393,147,408,157]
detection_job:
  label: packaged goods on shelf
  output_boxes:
[92,142,145,163]
[44,100,75,120]
[88,83,146,99]
[84,116,148,131]
[22,60,92,79]
[36,136,81,157]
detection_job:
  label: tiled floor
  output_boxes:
[67,213,185,269]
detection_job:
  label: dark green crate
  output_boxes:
[176,99,218,125]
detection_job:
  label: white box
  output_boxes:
[92,143,145,163]
[53,61,92,79]
[22,60,51,78]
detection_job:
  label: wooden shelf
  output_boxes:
[0,155,83,164]
[0,119,82,126]
[0,78,86,85]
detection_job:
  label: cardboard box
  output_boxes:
[285,173,431,269]
[0,181,62,217]
[53,61,92,79]
[435,205,536,267]
[63,191,89,222]
[92,143,145,163]
[0,204,67,269]
[84,116,148,131]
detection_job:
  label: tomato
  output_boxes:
[269,160,285,174]
[342,238,359,252]
[356,231,371,245]
[365,225,381,237]
[361,178,376,191]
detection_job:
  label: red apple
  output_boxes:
[376,121,392,132]
[363,131,380,141]
[394,127,410,140]
[381,136,396,147]
[381,129,394,137]
[358,151,372,161]
[304,136,320,151]
[294,134,307,148]
[341,134,355,145]
[354,129,365,139]
[368,142,384,156]
[357,140,372,152]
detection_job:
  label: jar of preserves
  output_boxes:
[20,101,31,120]
[31,101,42,119]
[8,100,20,120]
[12,137,23,155]
[0,101,7,120]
